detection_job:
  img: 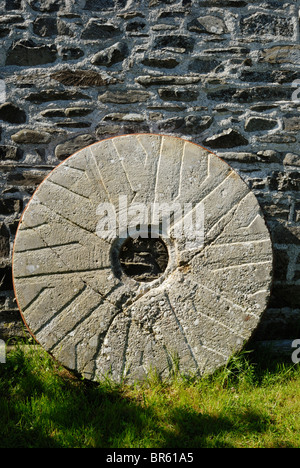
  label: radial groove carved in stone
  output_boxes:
[12,134,273,382]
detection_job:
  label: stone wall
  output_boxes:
[0,0,299,348]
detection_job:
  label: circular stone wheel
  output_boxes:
[12,134,273,383]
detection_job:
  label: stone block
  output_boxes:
[55,134,97,160]
[91,42,128,67]
[204,128,248,148]
[240,12,294,37]
[245,116,277,132]
[81,19,120,40]
[98,90,150,104]
[158,87,199,101]
[0,102,26,124]
[6,40,57,66]
[11,129,51,144]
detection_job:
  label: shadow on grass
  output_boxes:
[0,344,297,448]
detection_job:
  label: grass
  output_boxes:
[0,340,300,448]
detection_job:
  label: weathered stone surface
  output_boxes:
[0,197,22,215]
[5,0,22,10]
[240,13,294,37]
[188,15,226,35]
[283,116,300,132]
[28,0,66,12]
[50,69,118,87]
[54,134,96,160]
[0,223,10,258]
[11,129,51,144]
[158,115,213,134]
[25,90,90,103]
[158,87,199,101]
[240,69,297,85]
[91,42,128,67]
[65,107,93,117]
[0,27,10,38]
[33,16,58,37]
[245,116,277,132]
[260,45,300,64]
[283,153,300,167]
[6,40,57,66]
[125,20,146,33]
[13,134,273,383]
[0,102,26,124]
[207,86,290,103]
[98,90,150,104]
[204,128,249,148]
[81,19,120,40]
[141,56,179,69]
[188,58,220,73]
[0,145,23,160]
[136,75,201,87]
[84,0,126,9]
[0,14,24,24]
[60,47,84,61]
[154,35,194,52]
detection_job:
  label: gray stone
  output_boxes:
[183,115,213,134]
[91,42,128,67]
[257,134,296,144]
[11,129,51,144]
[102,113,145,122]
[158,88,199,101]
[84,0,126,9]
[283,116,300,132]
[55,134,97,160]
[6,40,57,66]
[0,197,22,215]
[28,0,66,12]
[260,45,300,64]
[141,56,179,69]
[65,107,93,117]
[26,90,90,103]
[154,35,194,52]
[188,15,226,35]
[0,14,24,24]
[41,109,66,118]
[207,86,290,103]
[33,16,58,37]
[188,58,220,73]
[0,27,10,38]
[245,116,277,132]
[84,0,114,8]
[57,19,73,36]
[0,145,23,160]
[283,153,300,167]
[136,75,202,87]
[5,0,22,10]
[204,128,249,148]
[0,102,26,124]
[81,19,120,40]
[240,13,294,37]
[0,223,10,258]
[98,90,150,104]
[60,47,84,61]
[125,21,146,33]
[13,134,273,383]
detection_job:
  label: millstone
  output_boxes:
[12,134,273,383]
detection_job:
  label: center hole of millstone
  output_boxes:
[118,234,169,283]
